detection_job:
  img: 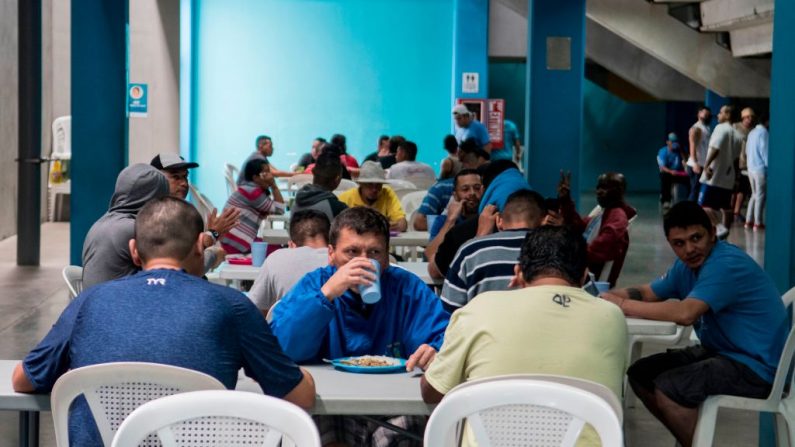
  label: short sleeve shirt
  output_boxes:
[417,179,454,217]
[701,123,739,190]
[455,120,490,148]
[650,242,788,383]
[338,186,406,223]
[491,120,519,161]
[657,147,684,172]
[22,269,303,446]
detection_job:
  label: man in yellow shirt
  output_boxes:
[421,225,628,446]
[338,161,408,231]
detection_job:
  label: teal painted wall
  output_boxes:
[489,60,666,194]
[581,80,666,193]
[192,0,454,207]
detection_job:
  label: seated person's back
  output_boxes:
[292,152,348,222]
[387,140,436,189]
[248,210,331,315]
[441,189,546,311]
[82,164,170,289]
[423,226,627,447]
[15,197,314,447]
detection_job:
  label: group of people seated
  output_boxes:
[10,115,789,447]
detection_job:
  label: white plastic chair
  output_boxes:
[692,317,795,447]
[111,390,320,447]
[51,362,226,447]
[224,163,239,197]
[62,265,83,299]
[51,116,72,160]
[401,190,427,231]
[624,326,692,408]
[424,375,623,447]
[334,178,357,193]
[188,184,216,226]
[286,173,313,192]
[387,179,417,192]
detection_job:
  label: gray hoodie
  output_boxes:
[81,164,170,289]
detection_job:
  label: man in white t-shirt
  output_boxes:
[386,140,437,189]
[687,106,712,201]
[248,210,330,317]
[699,105,740,238]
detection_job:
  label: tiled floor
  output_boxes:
[0,194,768,446]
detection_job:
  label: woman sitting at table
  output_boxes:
[220,159,286,254]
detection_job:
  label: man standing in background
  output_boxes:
[687,106,712,201]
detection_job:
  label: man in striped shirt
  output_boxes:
[440,189,546,311]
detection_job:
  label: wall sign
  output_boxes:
[128,83,148,117]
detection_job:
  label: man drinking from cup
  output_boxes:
[270,206,450,446]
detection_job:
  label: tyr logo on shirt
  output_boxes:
[552,294,571,308]
[147,278,166,286]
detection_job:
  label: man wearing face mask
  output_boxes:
[557,171,637,286]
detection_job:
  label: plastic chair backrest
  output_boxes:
[401,191,427,221]
[768,305,795,403]
[51,116,72,159]
[111,390,321,447]
[424,376,623,447]
[387,179,417,191]
[224,164,239,197]
[51,362,226,447]
[334,178,357,192]
[62,265,83,300]
[188,184,216,223]
[287,174,313,190]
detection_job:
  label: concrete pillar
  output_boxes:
[70,1,128,264]
[453,0,489,100]
[526,0,586,200]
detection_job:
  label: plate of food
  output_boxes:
[330,355,407,374]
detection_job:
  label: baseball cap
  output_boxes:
[150,153,199,170]
[452,104,471,116]
[667,132,678,142]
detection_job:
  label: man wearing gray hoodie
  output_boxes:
[291,152,348,222]
[81,164,170,289]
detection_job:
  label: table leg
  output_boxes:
[19,411,39,447]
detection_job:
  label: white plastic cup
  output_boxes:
[358,259,382,304]
[251,242,268,267]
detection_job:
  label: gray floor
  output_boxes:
[0,194,765,446]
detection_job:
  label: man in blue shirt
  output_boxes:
[490,118,521,162]
[601,201,788,447]
[657,132,689,208]
[13,197,315,447]
[453,104,492,155]
[271,206,449,445]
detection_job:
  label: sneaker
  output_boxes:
[716,223,730,240]
[744,222,753,230]
[754,224,765,232]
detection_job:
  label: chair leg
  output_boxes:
[691,400,719,447]
[625,341,644,408]
[775,412,789,447]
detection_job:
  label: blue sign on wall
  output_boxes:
[128,83,148,117]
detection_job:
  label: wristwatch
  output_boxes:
[206,229,220,242]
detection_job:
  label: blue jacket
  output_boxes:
[479,168,532,213]
[270,265,450,362]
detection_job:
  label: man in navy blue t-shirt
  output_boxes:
[601,201,788,446]
[12,197,315,447]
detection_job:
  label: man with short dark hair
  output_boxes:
[687,105,712,201]
[237,135,294,184]
[387,140,436,189]
[82,164,170,289]
[422,226,627,447]
[657,133,688,208]
[364,135,391,164]
[292,152,348,221]
[271,206,450,446]
[248,210,331,317]
[700,105,741,238]
[413,138,489,231]
[14,197,316,446]
[296,137,326,171]
[441,189,546,311]
[601,201,787,447]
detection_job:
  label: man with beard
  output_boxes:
[600,201,787,447]
[426,169,483,240]
[557,171,637,286]
[440,189,547,312]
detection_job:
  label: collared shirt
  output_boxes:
[338,186,405,223]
